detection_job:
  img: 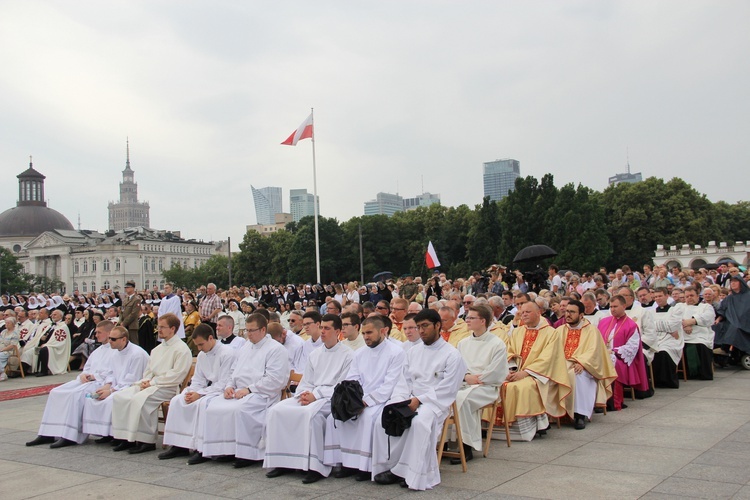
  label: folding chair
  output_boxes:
[437,402,467,472]
[4,345,25,379]
[282,370,303,400]
[158,358,197,446]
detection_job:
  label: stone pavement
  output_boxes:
[1,366,750,500]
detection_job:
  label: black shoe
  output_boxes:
[110,438,123,447]
[266,467,292,478]
[621,403,628,409]
[450,443,473,464]
[35,371,50,377]
[373,470,403,485]
[333,466,358,479]
[113,441,136,452]
[355,470,371,481]
[128,442,156,454]
[302,470,324,484]
[593,407,604,414]
[233,458,259,469]
[214,455,235,462]
[573,413,586,430]
[50,438,76,449]
[95,436,113,444]
[158,446,190,460]
[187,452,210,465]
[26,435,55,447]
[400,480,409,488]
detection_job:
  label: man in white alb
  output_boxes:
[158,283,186,339]
[264,314,353,483]
[324,315,405,481]
[158,323,236,460]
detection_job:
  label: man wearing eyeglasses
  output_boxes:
[28,320,120,448]
[340,312,365,350]
[453,304,508,462]
[110,313,192,454]
[198,313,288,468]
[388,298,409,342]
[295,311,324,373]
[372,308,466,490]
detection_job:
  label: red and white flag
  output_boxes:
[281,113,313,146]
[425,241,441,269]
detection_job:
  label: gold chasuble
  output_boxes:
[502,323,570,424]
[441,320,470,348]
[556,320,617,417]
[490,321,511,348]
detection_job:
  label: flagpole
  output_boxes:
[311,107,322,284]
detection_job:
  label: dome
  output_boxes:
[0,205,74,237]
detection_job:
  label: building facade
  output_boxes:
[483,159,520,202]
[23,227,216,293]
[653,241,749,270]
[107,140,150,230]
[246,212,293,236]
[402,192,441,211]
[251,185,283,225]
[364,192,404,216]
[290,188,319,222]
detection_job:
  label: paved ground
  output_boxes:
[1,366,750,499]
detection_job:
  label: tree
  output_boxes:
[0,248,29,293]
[466,197,502,271]
[235,230,272,285]
[287,216,344,283]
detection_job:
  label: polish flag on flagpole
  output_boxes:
[281,113,314,146]
[425,241,441,269]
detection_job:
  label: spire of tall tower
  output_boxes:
[626,147,631,174]
[124,137,132,171]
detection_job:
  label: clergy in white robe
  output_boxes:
[216,315,246,350]
[158,283,186,339]
[27,321,117,447]
[111,313,192,452]
[340,312,366,351]
[677,286,716,380]
[159,324,235,459]
[372,309,466,490]
[26,310,70,376]
[199,314,289,466]
[294,311,324,373]
[323,315,406,479]
[401,315,423,352]
[268,322,304,373]
[645,288,683,388]
[264,314,353,483]
[455,304,508,458]
[81,336,149,439]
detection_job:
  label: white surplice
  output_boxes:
[82,342,150,436]
[294,336,323,373]
[158,294,186,338]
[281,330,304,372]
[200,334,289,459]
[111,336,192,443]
[264,342,353,475]
[372,338,466,490]
[37,344,114,443]
[163,342,235,450]
[323,338,405,473]
[643,307,684,364]
[455,330,508,451]
[341,333,366,351]
[402,339,423,352]
[674,302,716,349]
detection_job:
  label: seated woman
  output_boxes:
[69,310,102,370]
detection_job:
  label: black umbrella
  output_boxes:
[513,244,558,264]
[717,258,740,266]
[373,271,394,282]
[704,263,721,270]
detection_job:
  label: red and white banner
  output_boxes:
[281,113,314,146]
[425,241,441,269]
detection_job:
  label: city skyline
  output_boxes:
[1,2,747,248]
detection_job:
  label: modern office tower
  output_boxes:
[290,188,319,222]
[251,186,283,225]
[483,159,520,202]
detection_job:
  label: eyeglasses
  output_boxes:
[392,307,406,312]
[464,316,479,321]
[245,327,262,334]
[109,336,124,341]
[375,306,388,310]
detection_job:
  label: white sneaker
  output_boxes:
[0,372,8,381]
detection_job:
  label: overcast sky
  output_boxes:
[1,1,747,248]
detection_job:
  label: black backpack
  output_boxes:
[381,400,417,437]
[331,380,365,423]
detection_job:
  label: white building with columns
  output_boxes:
[653,240,750,269]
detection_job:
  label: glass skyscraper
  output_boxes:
[483,159,520,201]
[251,186,282,225]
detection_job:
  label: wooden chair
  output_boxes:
[676,351,688,381]
[282,370,303,400]
[4,345,25,379]
[437,402,467,472]
[480,388,511,456]
[158,358,197,445]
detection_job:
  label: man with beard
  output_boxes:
[557,300,616,430]
[324,315,405,481]
[372,309,465,490]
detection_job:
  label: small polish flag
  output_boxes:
[281,113,314,146]
[425,241,441,269]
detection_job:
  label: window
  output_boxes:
[83,260,88,273]
[103,280,110,289]
[115,258,121,271]
[158,259,163,271]
[103,258,110,272]
[91,281,96,291]
[160,280,165,288]
[144,259,148,271]
[82,282,87,292]
[151,258,156,272]
[74,260,79,274]
[73,282,78,291]
[92,260,97,272]
[145,280,150,290]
